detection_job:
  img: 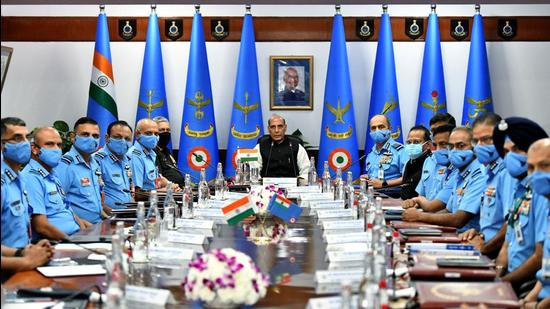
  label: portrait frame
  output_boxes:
[270,56,313,110]
[1,46,14,92]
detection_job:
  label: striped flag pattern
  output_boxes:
[222,196,256,225]
[237,148,260,163]
[87,7,118,145]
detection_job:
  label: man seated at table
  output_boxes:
[402,127,485,232]
[1,241,53,283]
[400,125,432,200]
[362,114,408,198]
[55,117,104,224]
[153,116,184,188]
[94,120,133,210]
[492,117,548,292]
[521,138,550,308]
[253,114,309,183]
[458,113,517,258]
[23,127,90,241]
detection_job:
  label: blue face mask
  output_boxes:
[405,143,424,160]
[138,134,159,150]
[474,144,500,165]
[370,129,391,144]
[530,171,550,196]
[38,148,62,168]
[3,141,31,164]
[433,149,450,166]
[505,152,528,178]
[74,135,99,154]
[449,149,475,169]
[108,138,130,156]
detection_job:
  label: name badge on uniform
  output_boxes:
[456,188,464,197]
[125,164,132,178]
[514,221,524,245]
[81,177,90,186]
[437,168,445,174]
[112,173,121,178]
[380,153,393,165]
[521,200,531,215]
[543,256,550,280]
[48,191,57,196]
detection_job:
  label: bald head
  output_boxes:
[135,118,159,140]
[33,127,60,146]
[528,138,550,175]
[31,127,62,166]
[370,114,391,131]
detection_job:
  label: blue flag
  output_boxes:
[268,194,302,224]
[365,12,403,151]
[136,11,170,124]
[225,13,264,177]
[462,13,493,126]
[87,8,117,146]
[136,10,171,148]
[177,11,219,182]
[415,12,447,128]
[317,13,360,179]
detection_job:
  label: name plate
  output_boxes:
[327,251,366,262]
[315,269,363,284]
[326,242,370,252]
[167,231,206,245]
[307,295,359,309]
[193,208,224,218]
[325,232,368,244]
[287,186,322,198]
[310,200,345,209]
[149,246,194,261]
[327,261,365,270]
[176,219,215,229]
[263,177,297,188]
[323,219,363,230]
[206,199,233,208]
[126,285,174,306]
[317,209,354,219]
[223,192,248,199]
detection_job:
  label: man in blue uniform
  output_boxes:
[94,120,133,210]
[522,138,550,308]
[459,113,517,258]
[129,118,162,193]
[23,127,89,241]
[54,117,103,224]
[1,117,32,248]
[402,127,485,232]
[362,114,408,198]
[493,117,548,291]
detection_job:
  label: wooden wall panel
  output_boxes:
[2,16,550,42]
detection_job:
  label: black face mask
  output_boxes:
[158,132,171,148]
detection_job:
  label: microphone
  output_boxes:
[59,237,108,256]
[264,141,274,177]
[341,154,367,174]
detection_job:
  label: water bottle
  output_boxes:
[322,161,332,193]
[340,280,353,309]
[235,159,243,185]
[146,190,160,246]
[308,156,317,186]
[162,182,177,231]
[215,162,225,199]
[132,202,148,262]
[105,234,126,308]
[345,171,354,209]
[334,168,345,200]
[358,249,377,309]
[198,168,209,207]
[181,174,194,219]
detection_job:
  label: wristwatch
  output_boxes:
[382,180,388,187]
[14,247,24,257]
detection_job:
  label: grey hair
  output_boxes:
[152,116,169,124]
[268,114,286,126]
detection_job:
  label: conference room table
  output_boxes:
[2,196,496,308]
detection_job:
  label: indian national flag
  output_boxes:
[86,7,118,145]
[237,148,259,162]
[222,196,256,225]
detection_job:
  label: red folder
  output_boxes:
[416,281,519,308]
[409,254,496,281]
[390,221,457,233]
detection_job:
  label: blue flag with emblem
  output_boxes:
[136,8,171,148]
[365,10,403,152]
[462,12,493,126]
[177,10,219,182]
[225,12,264,177]
[415,10,447,128]
[86,6,117,146]
[316,12,360,179]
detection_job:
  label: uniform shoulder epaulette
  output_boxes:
[132,149,142,156]
[95,152,107,159]
[60,155,73,165]
[471,168,483,178]
[1,177,5,185]
[392,143,404,151]
[29,168,47,178]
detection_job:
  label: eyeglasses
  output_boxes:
[472,135,493,145]
[1,134,32,144]
[405,140,428,145]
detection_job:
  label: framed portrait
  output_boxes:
[1,46,14,92]
[270,56,313,110]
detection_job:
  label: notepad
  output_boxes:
[37,264,106,277]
